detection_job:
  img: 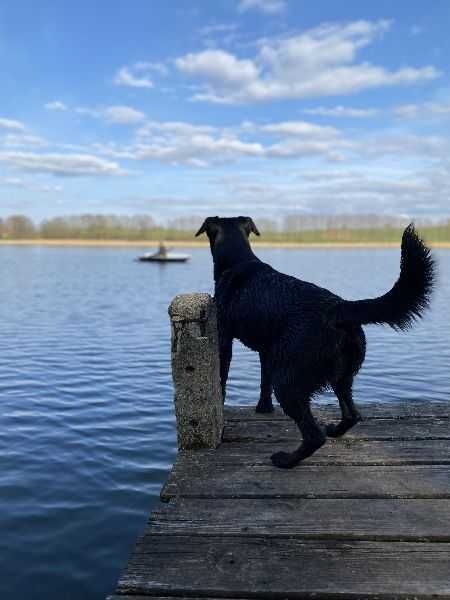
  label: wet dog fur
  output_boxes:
[196,216,434,468]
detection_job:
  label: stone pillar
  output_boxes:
[168,293,223,450]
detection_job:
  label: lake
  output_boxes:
[1,244,449,599]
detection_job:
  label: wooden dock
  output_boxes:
[108,293,450,599]
[110,400,450,599]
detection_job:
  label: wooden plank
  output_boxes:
[151,497,450,541]
[161,463,450,501]
[211,439,450,466]
[225,402,450,421]
[223,417,450,443]
[117,536,450,599]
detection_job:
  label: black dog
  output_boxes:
[196,216,434,468]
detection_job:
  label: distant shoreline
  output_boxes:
[1,239,450,249]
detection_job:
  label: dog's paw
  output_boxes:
[326,415,362,438]
[255,401,274,414]
[270,450,299,469]
[325,423,342,438]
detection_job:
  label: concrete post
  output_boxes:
[168,293,223,450]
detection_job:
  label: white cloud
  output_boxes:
[218,165,450,218]
[0,175,62,193]
[92,117,345,166]
[86,115,450,171]
[238,0,286,14]
[176,49,259,85]
[0,118,26,132]
[113,61,167,88]
[45,101,68,111]
[0,118,48,151]
[74,104,146,125]
[6,112,440,217]
[1,133,48,148]
[113,66,153,88]
[361,134,449,159]
[89,142,139,160]
[0,151,127,177]
[266,139,346,161]
[175,20,440,103]
[103,105,146,124]
[259,120,340,137]
[136,120,218,137]
[393,101,450,119]
[303,105,380,118]
[133,134,265,165]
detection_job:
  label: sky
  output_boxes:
[1,0,450,223]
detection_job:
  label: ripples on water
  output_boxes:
[0,245,448,599]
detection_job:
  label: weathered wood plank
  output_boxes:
[151,498,450,541]
[111,402,450,599]
[210,439,450,465]
[223,417,450,443]
[117,536,450,599]
[225,402,450,421]
[161,463,450,501]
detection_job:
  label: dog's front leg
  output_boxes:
[255,352,274,413]
[218,328,232,403]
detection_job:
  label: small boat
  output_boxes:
[137,243,190,263]
[138,251,190,263]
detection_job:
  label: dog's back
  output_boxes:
[216,257,364,390]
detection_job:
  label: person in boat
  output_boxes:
[158,241,167,257]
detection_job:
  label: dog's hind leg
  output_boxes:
[326,376,362,438]
[271,391,326,469]
[255,352,274,413]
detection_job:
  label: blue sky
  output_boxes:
[1,0,449,223]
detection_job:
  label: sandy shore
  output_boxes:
[1,239,450,249]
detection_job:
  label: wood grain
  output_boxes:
[117,536,450,599]
[161,463,450,501]
[110,403,450,599]
[150,497,450,541]
[223,417,450,443]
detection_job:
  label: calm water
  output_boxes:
[1,245,449,599]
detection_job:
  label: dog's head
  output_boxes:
[195,216,259,245]
[195,216,260,278]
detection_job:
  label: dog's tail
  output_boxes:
[336,224,435,330]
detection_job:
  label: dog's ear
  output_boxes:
[195,217,218,237]
[195,217,209,237]
[241,217,260,237]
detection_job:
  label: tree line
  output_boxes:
[1,213,450,242]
